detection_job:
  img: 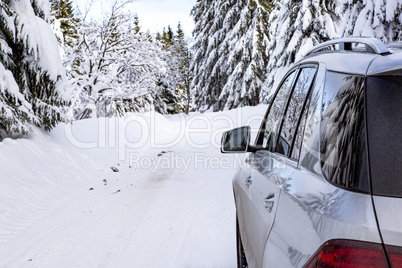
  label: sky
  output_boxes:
[134,0,196,36]
[74,0,197,37]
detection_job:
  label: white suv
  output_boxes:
[221,37,402,268]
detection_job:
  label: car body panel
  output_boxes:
[303,52,379,75]
[233,160,253,254]
[262,167,382,267]
[242,150,297,267]
[373,196,402,247]
[367,51,402,75]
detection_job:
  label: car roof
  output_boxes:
[297,38,402,76]
[368,49,402,75]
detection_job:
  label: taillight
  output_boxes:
[386,245,402,268]
[304,239,388,268]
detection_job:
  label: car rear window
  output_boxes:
[366,73,402,197]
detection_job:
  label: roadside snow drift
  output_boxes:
[0,105,266,267]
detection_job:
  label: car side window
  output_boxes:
[276,67,316,158]
[320,72,369,193]
[291,95,311,160]
[262,71,297,150]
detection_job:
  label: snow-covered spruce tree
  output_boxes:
[174,22,193,114]
[162,25,175,47]
[0,0,69,139]
[159,22,193,114]
[68,2,168,119]
[190,0,226,112]
[190,0,272,111]
[218,0,272,109]
[50,0,79,48]
[157,25,180,114]
[340,0,402,42]
[262,0,340,101]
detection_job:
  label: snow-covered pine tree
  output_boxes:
[263,0,340,101]
[50,0,79,48]
[132,15,141,34]
[162,25,175,47]
[0,0,69,139]
[68,1,168,119]
[340,0,402,42]
[0,54,34,138]
[213,0,251,110]
[155,31,163,42]
[218,0,272,109]
[191,0,272,111]
[174,22,193,114]
[157,23,193,114]
[246,0,272,105]
[162,22,193,114]
[190,0,227,112]
[157,25,180,114]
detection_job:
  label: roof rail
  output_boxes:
[305,37,390,56]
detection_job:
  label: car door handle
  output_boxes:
[245,176,252,189]
[264,193,275,213]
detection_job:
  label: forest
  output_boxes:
[0,0,401,139]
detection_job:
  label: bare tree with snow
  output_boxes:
[66,1,169,119]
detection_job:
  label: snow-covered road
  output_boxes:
[0,106,266,267]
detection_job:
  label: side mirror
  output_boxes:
[221,126,251,153]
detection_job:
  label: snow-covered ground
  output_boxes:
[0,105,266,267]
